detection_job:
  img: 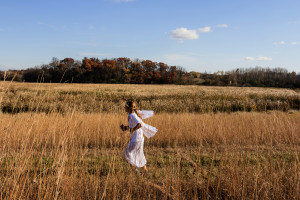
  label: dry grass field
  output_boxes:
[0,82,299,199]
[1,82,299,114]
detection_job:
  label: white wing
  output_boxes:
[141,122,158,138]
[138,110,154,119]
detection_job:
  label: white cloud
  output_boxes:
[198,26,211,33]
[245,56,272,61]
[78,53,110,57]
[275,41,286,45]
[245,57,255,61]
[256,56,273,61]
[217,24,229,28]
[291,42,300,45]
[169,28,199,42]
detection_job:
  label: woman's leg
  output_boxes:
[143,165,148,172]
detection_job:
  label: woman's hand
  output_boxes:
[120,123,142,132]
[120,124,128,132]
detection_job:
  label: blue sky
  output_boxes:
[1,0,300,73]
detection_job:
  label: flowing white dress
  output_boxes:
[123,110,158,168]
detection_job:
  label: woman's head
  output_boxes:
[125,100,142,118]
[125,100,136,113]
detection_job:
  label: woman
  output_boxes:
[120,101,157,172]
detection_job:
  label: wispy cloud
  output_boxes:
[78,53,110,57]
[37,22,56,29]
[217,24,229,28]
[163,54,198,66]
[66,41,97,47]
[288,21,300,24]
[245,56,272,61]
[88,25,95,30]
[169,27,199,43]
[291,41,300,45]
[0,64,10,70]
[274,41,286,45]
[274,41,300,46]
[198,26,211,33]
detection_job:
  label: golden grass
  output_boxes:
[0,82,299,199]
[0,111,299,199]
[1,82,299,113]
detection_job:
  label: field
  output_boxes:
[1,82,299,114]
[0,82,299,199]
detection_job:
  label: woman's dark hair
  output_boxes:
[125,100,142,119]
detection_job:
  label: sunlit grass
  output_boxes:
[0,82,299,199]
[1,82,299,114]
[0,111,299,199]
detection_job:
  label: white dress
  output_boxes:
[123,110,158,168]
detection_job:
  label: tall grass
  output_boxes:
[1,82,299,114]
[0,111,299,199]
[0,81,299,199]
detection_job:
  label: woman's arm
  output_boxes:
[120,123,142,132]
[131,123,142,132]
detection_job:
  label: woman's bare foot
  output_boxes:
[143,165,148,172]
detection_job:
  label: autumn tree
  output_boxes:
[115,57,131,83]
[141,60,157,83]
[129,61,145,84]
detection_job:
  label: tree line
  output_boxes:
[200,67,300,88]
[1,57,299,88]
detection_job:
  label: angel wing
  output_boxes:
[141,122,158,138]
[138,110,154,119]
[137,110,157,138]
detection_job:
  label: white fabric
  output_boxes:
[141,123,158,139]
[138,110,154,119]
[123,112,158,168]
[137,110,157,138]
